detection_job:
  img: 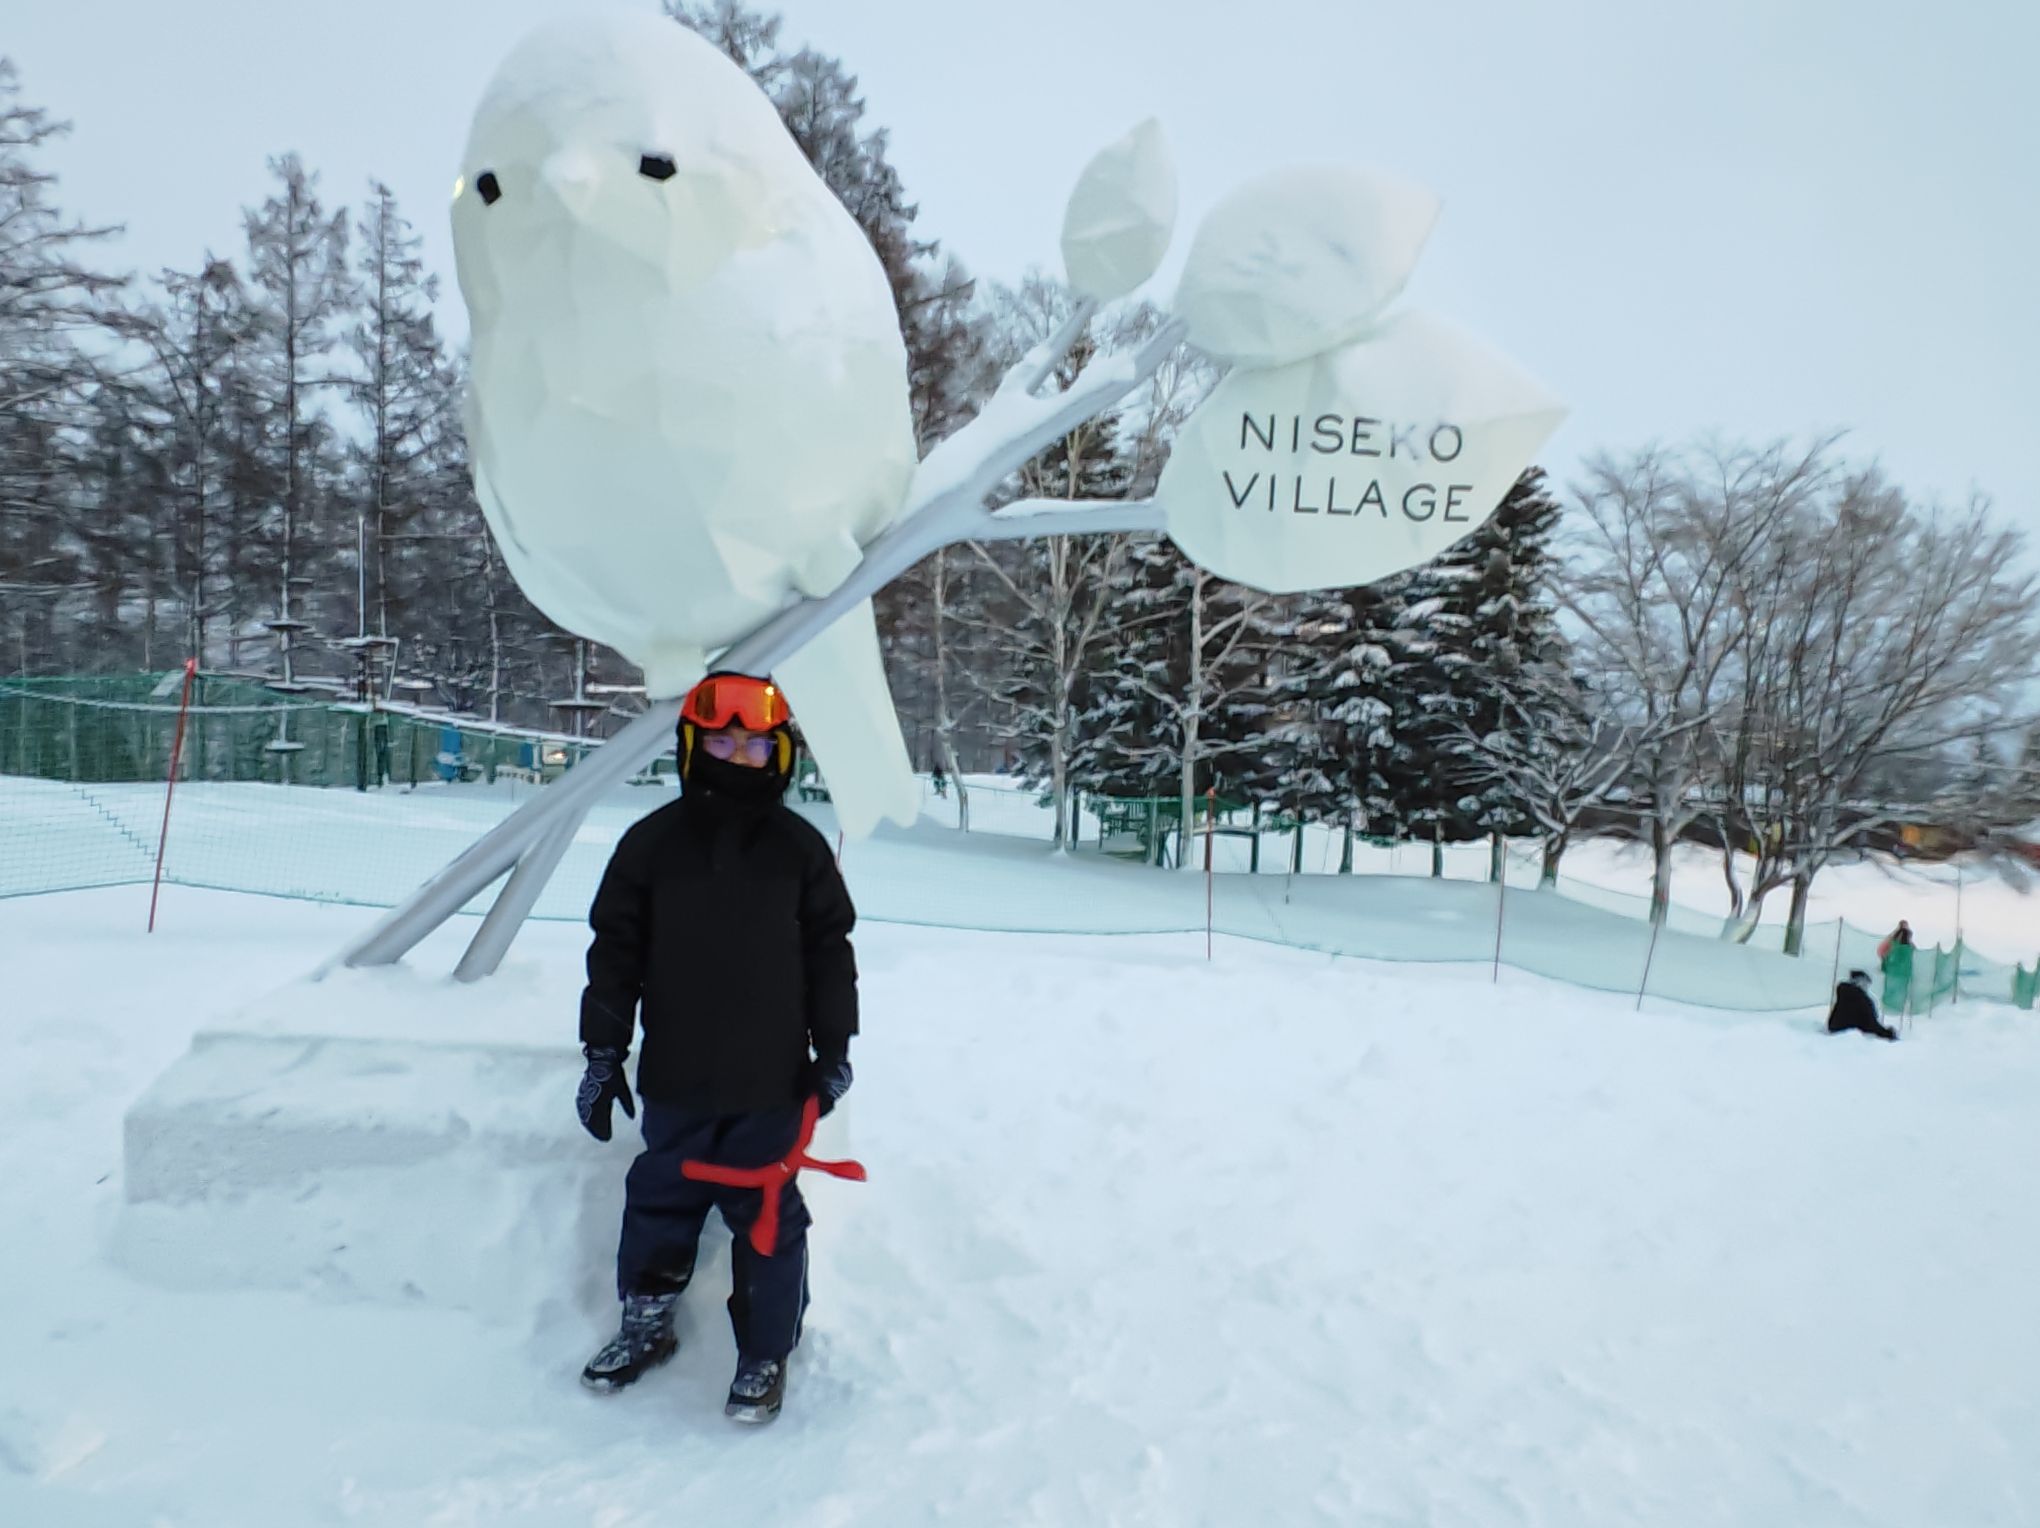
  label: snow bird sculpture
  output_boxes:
[452,13,921,835]
[338,11,1562,979]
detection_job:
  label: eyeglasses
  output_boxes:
[702,731,778,767]
[682,674,790,732]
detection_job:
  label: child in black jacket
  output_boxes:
[575,672,856,1423]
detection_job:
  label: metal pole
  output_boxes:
[1205,785,1215,962]
[1491,841,1507,985]
[1953,863,1963,1006]
[342,320,1188,977]
[454,810,582,981]
[1635,911,1664,1013]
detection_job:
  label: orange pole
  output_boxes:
[148,659,199,933]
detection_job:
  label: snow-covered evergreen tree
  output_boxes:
[1397,468,1570,877]
[1073,536,1270,867]
[1226,579,1410,872]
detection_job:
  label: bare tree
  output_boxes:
[1559,440,1829,924]
[961,276,1149,850]
[1712,471,2037,950]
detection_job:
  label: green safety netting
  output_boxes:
[3,673,2035,1017]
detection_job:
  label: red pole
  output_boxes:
[149,659,199,933]
[1191,787,1207,954]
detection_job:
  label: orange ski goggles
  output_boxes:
[680,673,791,733]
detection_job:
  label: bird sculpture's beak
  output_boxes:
[540,149,603,218]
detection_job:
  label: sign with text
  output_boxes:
[1160,310,1566,594]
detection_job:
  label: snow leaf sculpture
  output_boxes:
[1172,165,1439,368]
[1160,310,1566,594]
[1060,118,1178,302]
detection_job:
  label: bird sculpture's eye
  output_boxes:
[476,171,502,206]
[638,154,677,182]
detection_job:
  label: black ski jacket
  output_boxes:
[1826,982,1897,1042]
[579,788,858,1113]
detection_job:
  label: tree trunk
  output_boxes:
[1178,575,1205,871]
[1049,714,1069,853]
[1731,888,1772,944]
[1430,825,1444,879]
[1716,821,1746,929]
[939,735,969,832]
[1339,812,1354,874]
[1489,832,1505,884]
[1539,834,1565,888]
[931,548,969,832]
[1649,818,1674,927]
[1783,872,1812,957]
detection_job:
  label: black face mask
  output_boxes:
[684,739,787,808]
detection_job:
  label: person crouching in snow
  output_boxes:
[575,671,856,1423]
[1827,968,1898,1042]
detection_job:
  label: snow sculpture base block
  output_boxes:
[117,1031,626,1327]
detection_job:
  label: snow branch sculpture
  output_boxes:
[336,13,1564,980]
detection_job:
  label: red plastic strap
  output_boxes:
[679,1095,867,1257]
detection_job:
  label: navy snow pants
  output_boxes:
[615,1102,812,1362]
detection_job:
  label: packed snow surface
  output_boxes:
[2,878,2037,1526]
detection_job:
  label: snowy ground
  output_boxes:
[3,881,2037,1526]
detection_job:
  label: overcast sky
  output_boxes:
[13,0,2038,542]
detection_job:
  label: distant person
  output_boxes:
[1877,921,1916,1016]
[1827,969,1898,1041]
[930,762,948,799]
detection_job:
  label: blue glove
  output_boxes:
[801,1053,852,1117]
[577,1045,636,1142]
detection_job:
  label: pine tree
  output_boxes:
[350,181,463,650]
[1230,580,1410,873]
[239,153,352,687]
[1386,468,1570,878]
[131,258,252,666]
[1073,537,1270,867]
[0,59,123,674]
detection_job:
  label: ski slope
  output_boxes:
[2,868,2036,1526]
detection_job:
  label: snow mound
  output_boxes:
[115,959,861,1328]
[119,1029,622,1326]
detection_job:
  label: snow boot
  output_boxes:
[580,1292,680,1393]
[724,1355,786,1424]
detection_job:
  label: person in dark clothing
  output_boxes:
[575,671,857,1424]
[1827,969,1898,1041]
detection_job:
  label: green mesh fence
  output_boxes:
[0,674,619,792]
[4,672,2035,1017]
